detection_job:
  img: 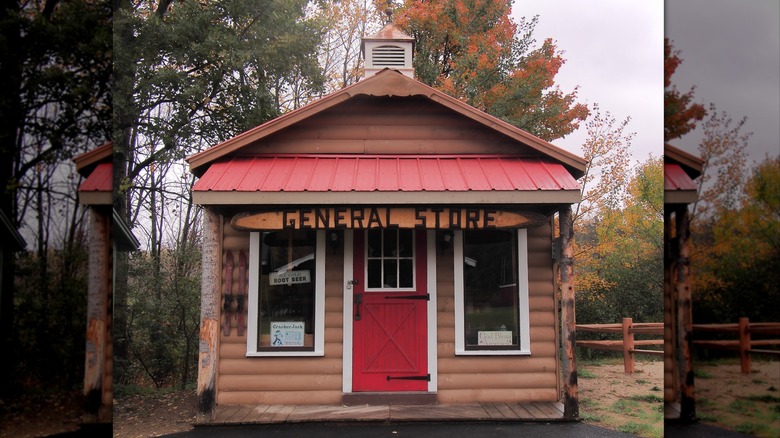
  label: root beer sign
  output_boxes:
[232,207,544,230]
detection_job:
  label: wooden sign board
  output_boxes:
[232,207,545,230]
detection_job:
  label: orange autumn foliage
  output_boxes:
[395,0,588,141]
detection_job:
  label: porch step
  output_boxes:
[342,392,437,406]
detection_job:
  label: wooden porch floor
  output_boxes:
[203,401,568,425]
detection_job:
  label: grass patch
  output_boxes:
[580,412,602,422]
[650,386,662,392]
[579,397,599,408]
[734,422,766,436]
[697,413,718,422]
[629,394,664,403]
[728,398,757,412]
[579,368,597,379]
[745,394,780,403]
[609,399,640,416]
[636,379,650,385]
[694,368,713,379]
[617,421,656,436]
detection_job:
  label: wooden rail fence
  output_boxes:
[692,317,780,374]
[576,317,663,373]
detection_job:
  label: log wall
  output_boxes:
[214,220,561,406]
[242,96,547,157]
[217,223,344,405]
[436,221,560,403]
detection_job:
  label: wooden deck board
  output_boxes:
[519,402,546,419]
[479,402,504,419]
[492,403,519,419]
[207,401,566,424]
[507,403,533,418]
[531,401,560,418]
[213,405,241,423]
[230,406,257,423]
[288,405,389,421]
[391,404,488,420]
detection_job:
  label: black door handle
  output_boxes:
[354,294,362,321]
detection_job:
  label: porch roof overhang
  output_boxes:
[664,162,698,205]
[78,162,112,205]
[192,155,582,205]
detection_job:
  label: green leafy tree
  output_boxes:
[692,158,780,323]
[113,0,325,384]
[0,0,111,394]
[395,0,588,141]
[576,157,664,327]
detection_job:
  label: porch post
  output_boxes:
[674,205,695,421]
[558,206,578,419]
[197,208,221,421]
[84,207,110,423]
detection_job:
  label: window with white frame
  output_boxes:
[365,228,415,290]
[454,229,531,355]
[247,230,325,356]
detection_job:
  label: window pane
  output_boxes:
[463,230,519,349]
[398,229,413,257]
[367,259,382,288]
[383,229,397,257]
[383,259,397,288]
[399,259,413,288]
[367,229,382,257]
[258,230,316,350]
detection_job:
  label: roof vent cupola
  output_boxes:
[361,10,414,79]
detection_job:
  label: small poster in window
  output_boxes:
[270,321,305,347]
[477,331,513,346]
[269,270,311,286]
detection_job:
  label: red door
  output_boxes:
[352,229,428,391]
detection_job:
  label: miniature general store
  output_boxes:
[188,24,584,420]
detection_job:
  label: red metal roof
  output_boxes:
[664,163,697,191]
[79,162,112,193]
[193,155,580,193]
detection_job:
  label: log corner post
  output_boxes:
[674,205,695,422]
[558,207,578,419]
[84,207,111,423]
[197,208,221,422]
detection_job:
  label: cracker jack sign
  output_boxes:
[270,321,305,347]
[232,207,545,230]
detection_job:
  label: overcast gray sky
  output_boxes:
[666,0,780,164]
[513,1,664,164]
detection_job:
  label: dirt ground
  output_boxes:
[693,359,780,438]
[578,359,665,437]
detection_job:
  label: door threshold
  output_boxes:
[342,392,437,406]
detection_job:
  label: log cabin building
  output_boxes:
[187,24,584,420]
[663,144,703,421]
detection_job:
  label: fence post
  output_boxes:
[739,317,751,374]
[623,317,634,373]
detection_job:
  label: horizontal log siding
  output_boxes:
[436,222,560,404]
[217,223,344,405]
[242,96,546,157]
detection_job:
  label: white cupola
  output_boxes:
[361,21,414,79]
